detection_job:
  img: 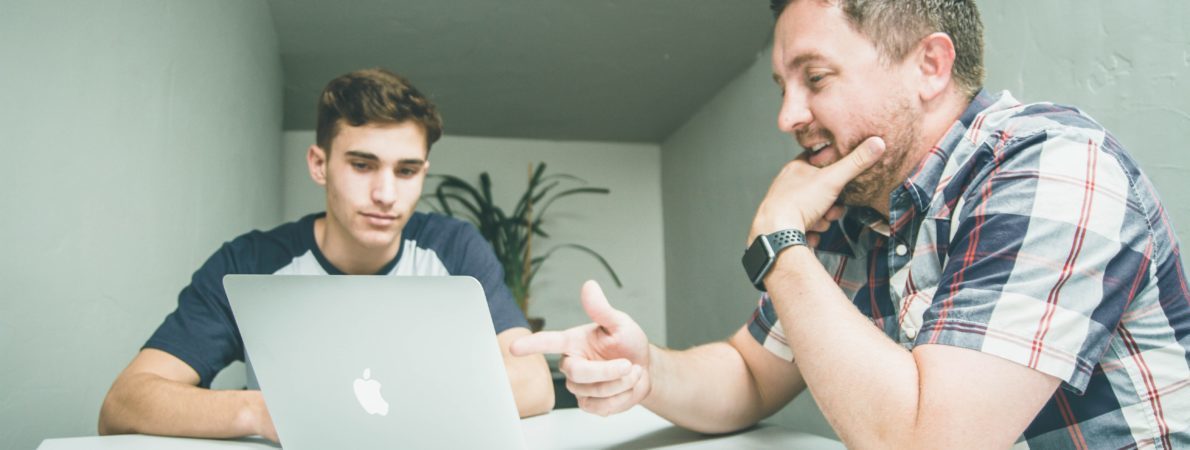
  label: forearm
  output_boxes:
[99,372,266,439]
[641,342,785,434]
[499,328,554,417]
[506,355,554,417]
[767,246,921,448]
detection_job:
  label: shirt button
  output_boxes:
[904,325,918,339]
[895,244,908,256]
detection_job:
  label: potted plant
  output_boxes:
[423,162,622,331]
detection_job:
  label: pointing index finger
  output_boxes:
[510,330,578,356]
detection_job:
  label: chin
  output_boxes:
[351,228,402,250]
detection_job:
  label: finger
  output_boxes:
[808,219,830,233]
[580,280,628,332]
[510,330,579,356]
[824,205,846,222]
[807,232,820,248]
[578,388,638,417]
[559,355,633,383]
[566,365,643,398]
[823,136,885,188]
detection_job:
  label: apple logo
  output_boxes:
[353,368,390,416]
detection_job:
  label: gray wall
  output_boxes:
[660,0,1190,438]
[282,132,669,344]
[0,1,283,448]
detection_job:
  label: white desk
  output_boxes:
[39,407,842,449]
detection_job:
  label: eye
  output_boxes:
[804,71,831,93]
[397,166,421,177]
[350,161,372,171]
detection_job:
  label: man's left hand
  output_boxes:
[749,136,886,244]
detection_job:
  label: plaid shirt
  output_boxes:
[748,90,1190,449]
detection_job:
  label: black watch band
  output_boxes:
[767,229,807,250]
[741,229,808,292]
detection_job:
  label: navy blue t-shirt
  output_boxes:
[145,212,528,388]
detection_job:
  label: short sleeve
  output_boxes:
[144,242,246,388]
[746,293,795,361]
[445,223,529,333]
[916,129,1146,394]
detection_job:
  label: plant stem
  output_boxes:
[521,162,534,315]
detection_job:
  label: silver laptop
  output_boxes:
[224,275,527,450]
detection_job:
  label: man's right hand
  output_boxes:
[510,280,651,416]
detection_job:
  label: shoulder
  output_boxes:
[216,214,320,274]
[403,211,483,249]
[956,99,1139,194]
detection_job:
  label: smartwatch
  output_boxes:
[741,229,807,291]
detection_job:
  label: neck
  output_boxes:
[869,90,971,219]
[314,217,401,275]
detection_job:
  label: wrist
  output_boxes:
[742,228,809,291]
[639,344,663,407]
[235,391,268,437]
[764,245,816,291]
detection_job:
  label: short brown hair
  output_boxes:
[315,68,443,154]
[770,0,984,98]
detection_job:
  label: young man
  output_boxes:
[513,1,1189,448]
[99,68,553,442]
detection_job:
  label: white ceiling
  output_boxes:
[268,0,775,142]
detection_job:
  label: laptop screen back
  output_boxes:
[224,275,526,450]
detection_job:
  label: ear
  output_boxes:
[307,144,328,187]
[915,32,956,101]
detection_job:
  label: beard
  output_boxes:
[833,96,923,210]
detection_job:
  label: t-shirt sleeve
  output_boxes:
[916,129,1144,394]
[447,223,529,333]
[144,241,246,388]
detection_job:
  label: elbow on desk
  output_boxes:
[518,380,556,418]
[96,390,129,436]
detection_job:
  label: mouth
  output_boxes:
[360,212,399,226]
[805,141,832,155]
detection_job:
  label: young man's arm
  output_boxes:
[98,348,276,441]
[511,281,807,434]
[496,328,554,417]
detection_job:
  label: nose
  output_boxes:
[371,172,397,209]
[777,88,811,134]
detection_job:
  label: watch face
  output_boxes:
[741,236,773,283]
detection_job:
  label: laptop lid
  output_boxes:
[224,275,527,450]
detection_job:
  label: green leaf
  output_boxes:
[533,187,611,227]
[527,243,622,288]
[423,164,621,315]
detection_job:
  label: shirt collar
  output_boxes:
[845,89,1007,231]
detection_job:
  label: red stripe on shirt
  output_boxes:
[832,256,849,284]
[1030,140,1099,368]
[1123,239,1155,315]
[931,128,1014,343]
[1119,325,1172,449]
[1056,389,1090,450]
[897,270,919,330]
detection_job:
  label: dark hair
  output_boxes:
[770,0,984,98]
[315,68,443,154]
